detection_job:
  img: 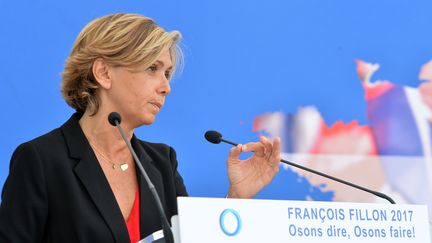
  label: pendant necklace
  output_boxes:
[90,141,129,171]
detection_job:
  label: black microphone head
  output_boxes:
[204,130,222,144]
[108,112,122,126]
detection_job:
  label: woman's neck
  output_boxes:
[79,109,134,157]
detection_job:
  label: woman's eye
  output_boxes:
[165,71,171,80]
[147,65,157,72]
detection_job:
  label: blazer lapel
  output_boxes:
[61,114,130,243]
[131,137,167,239]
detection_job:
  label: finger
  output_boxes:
[242,142,265,156]
[227,144,242,161]
[259,135,273,158]
[269,137,281,168]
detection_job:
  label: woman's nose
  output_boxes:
[158,76,171,96]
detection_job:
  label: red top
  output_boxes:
[126,186,141,243]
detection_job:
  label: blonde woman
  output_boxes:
[0,13,281,243]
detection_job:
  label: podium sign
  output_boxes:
[174,197,430,243]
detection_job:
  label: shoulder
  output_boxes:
[8,128,70,179]
[136,140,176,159]
[13,127,64,158]
[133,138,180,171]
[133,138,188,196]
[11,113,81,167]
[14,113,82,155]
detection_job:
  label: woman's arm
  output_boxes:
[0,142,48,242]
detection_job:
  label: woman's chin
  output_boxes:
[124,112,157,127]
[138,115,156,126]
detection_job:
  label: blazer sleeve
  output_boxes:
[168,146,188,197]
[0,142,48,242]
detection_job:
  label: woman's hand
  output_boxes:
[226,136,281,198]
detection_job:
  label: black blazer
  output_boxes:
[0,113,188,242]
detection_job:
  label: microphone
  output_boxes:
[109,112,175,243]
[204,130,396,204]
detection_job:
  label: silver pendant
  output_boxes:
[120,163,129,171]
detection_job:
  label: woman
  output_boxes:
[0,13,281,242]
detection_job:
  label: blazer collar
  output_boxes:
[60,113,167,241]
[60,113,130,242]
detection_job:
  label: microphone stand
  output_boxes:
[110,112,175,243]
[209,131,396,204]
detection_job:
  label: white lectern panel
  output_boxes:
[175,197,430,243]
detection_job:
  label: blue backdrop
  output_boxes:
[1,0,432,200]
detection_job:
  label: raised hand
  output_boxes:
[226,136,281,198]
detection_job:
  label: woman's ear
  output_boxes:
[92,58,112,89]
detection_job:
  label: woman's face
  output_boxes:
[107,49,173,127]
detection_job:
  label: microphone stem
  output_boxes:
[220,137,395,204]
[220,138,238,146]
[114,121,175,243]
[280,158,395,204]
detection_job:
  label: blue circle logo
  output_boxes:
[219,208,242,236]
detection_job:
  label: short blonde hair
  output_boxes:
[61,13,182,114]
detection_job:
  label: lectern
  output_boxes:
[170,197,430,243]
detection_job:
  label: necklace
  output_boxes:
[89,141,129,171]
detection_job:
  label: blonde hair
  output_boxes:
[61,13,182,114]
